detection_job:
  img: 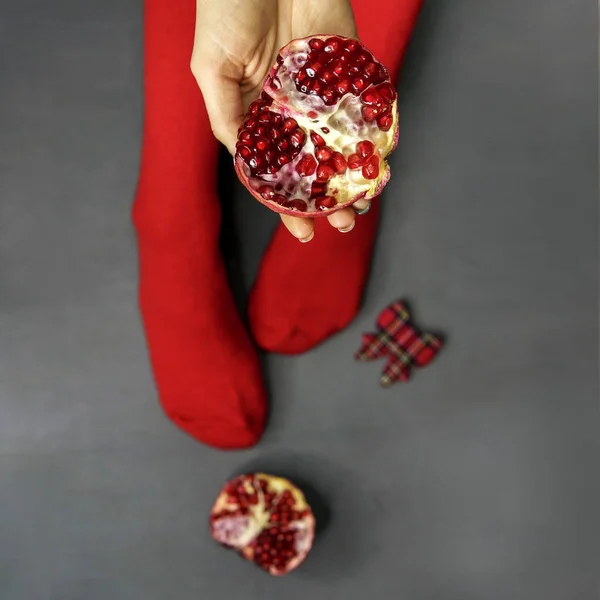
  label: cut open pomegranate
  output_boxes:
[234,35,399,217]
[209,473,316,576]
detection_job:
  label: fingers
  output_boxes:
[280,198,372,241]
[192,64,245,155]
[280,214,315,242]
[352,197,372,215]
[327,207,356,233]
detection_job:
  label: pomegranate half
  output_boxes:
[209,473,316,576]
[234,35,399,217]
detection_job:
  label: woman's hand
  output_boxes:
[191,0,370,241]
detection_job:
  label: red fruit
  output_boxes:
[347,154,363,169]
[362,154,380,180]
[310,131,326,147]
[316,163,335,182]
[233,35,398,217]
[315,196,337,210]
[295,154,317,176]
[210,473,316,576]
[332,152,347,174]
[315,147,333,162]
[356,140,375,158]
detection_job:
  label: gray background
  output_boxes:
[1,1,598,599]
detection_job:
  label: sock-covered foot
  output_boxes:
[248,0,423,355]
[133,0,267,449]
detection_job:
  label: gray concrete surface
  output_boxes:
[1,1,598,599]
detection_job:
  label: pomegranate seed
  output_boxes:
[361,88,383,106]
[264,150,276,163]
[332,60,345,76]
[238,129,252,144]
[316,164,335,182]
[272,194,287,205]
[265,165,279,174]
[320,70,335,83]
[309,38,324,50]
[270,128,281,141]
[357,51,371,63]
[289,130,305,148]
[345,39,359,52]
[362,105,380,122]
[277,153,292,166]
[249,156,262,169]
[255,137,269,151]
[271,114,283,125]
[249,101,261,115]
[296,70,307,83]
[335,79,351,95]
[353,77,367,93]
[362,154,380,179]
[258,112,271,124]
[321,127,330,133]
[377,113,393,131]
[332,152,347,173]
[307,110,318,119]
[310,80,323,96]
[322,87,337,105]
[315,147,333,162]
[363,62,378,78]
[276,139,289,152]
[238,145,252,159]
[310,182,327,198]
[299,83,310,94]
[323,37,340,53]
[258,186,275,200]
[347,154,363,169]
[284,198,308,212]
[310,132,326,146]
[245,117,256,130]
[305,66,316,78]
[315,196,337,211]
[282,118,297,133]
[255,125,267,137]
[377,82,396,103]
[276,54,284,65]
[296,154,318,176]
[348,65,361,76]
[356,140,375,158]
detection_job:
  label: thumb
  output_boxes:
[193,65,244,155]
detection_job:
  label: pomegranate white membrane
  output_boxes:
[234,35,399,217]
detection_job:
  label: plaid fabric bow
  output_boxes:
[355,300,443,386]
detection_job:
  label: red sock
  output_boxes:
[248,0,423,354]
[133,0,267,449]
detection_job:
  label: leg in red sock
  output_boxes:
[133,0,267,449]
[248,0,423,354]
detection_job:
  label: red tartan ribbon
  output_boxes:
[355,300,443,386]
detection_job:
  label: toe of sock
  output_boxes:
[169,411,265,450]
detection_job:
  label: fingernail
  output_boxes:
[354,201,371,216]
[338,221,356,233]
[299,231,314,243]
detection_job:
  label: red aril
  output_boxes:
[234,35,399,217]
[209,473,316,576]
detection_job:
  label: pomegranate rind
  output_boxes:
[209,473,316,576]
[234,35,399,218]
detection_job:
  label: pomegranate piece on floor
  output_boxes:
[209,473,316,576]
[234,35,399,217]
[355,300,444,386]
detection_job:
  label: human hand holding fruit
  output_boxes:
[192,0,399,241]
